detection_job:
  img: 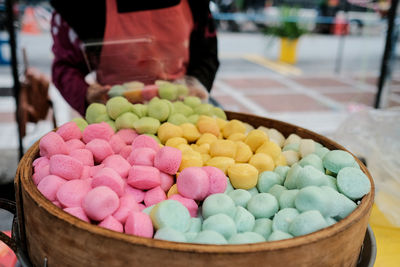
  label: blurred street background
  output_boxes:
[0,1,399,258]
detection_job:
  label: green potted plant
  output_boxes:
[262,6,307,64]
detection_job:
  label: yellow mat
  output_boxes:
[369,204,400,267]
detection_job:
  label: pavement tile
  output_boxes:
[292,77,350,87]
[322,92,376,107]
[213,95,253,114]
[221,78,287,89]
[246,94,332,112]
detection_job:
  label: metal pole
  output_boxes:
[5,0,23,159]
[375,0,399,108]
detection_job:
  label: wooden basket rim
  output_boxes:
[16,111,375,254]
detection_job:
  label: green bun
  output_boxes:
[323,150,357,174]
[85,103,107,124]
[184,96,202,109]
[202,193,236,219]
[247,193,279,219]
[272,208,299,233]
[234,206,255,233]
[224,177,234,194]
[288,210,327,237]
[257,171,282,193]
[168,113,188,125]
[115,112,139,130]
[192,230,227,245]
[278,189,299,209]
[284,163,303,189]
[228,232,265,244]
[176,84,189,97]
[71,118,88,131]
[194,103,214,116]
[268,230,293,241]
[131,103,147,118]
[151,200,191,232]
[94,113,111,123]
[227,189,252,208]
[247,187,259,197]
[314,146,330,159]
[252,218,272,240]
[154,227,187,243]
[172,101,193,117]
[337,167,371,200]
[298,154,324,173]
[295,186,331,216]
[212,107,227,120]
[322,175,338,190]
[158,82,178,101]
[133,117,161,134]
[147,98,170,122]
[267,185,287,200]
[274,166,290,182]
[295,165,327,189]
[108,85,126,97]
[106,96,132,120]
[187,114,199,124]
[202,213,237,240]
[187,217,202,233]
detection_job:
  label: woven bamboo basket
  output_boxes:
[14,111,375,267]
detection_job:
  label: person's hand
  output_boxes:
[86,83,111,104]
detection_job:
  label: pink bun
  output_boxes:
[177,167,210,201]
[144,186,167,207]
[82,122,114,144]
[119,145,133,159]
[125,212,153,238]
[49,154,83,180]
[131,135,160,152]
[125,186,145,203]
[69,149,94,166]
[109,135,126,154]
[56,121,82,141]
[154,146,182,175]
[63,206,90,223]
[85,139,114,163]
[115,129,138,145]
[57,179,92,208]
[37,175,67,201]
[113,194,140,223]
[127,148,156,166]
[66,139,86,153]
[98,215,123,233]
[82,186,120,221]
[159,172,174,192]
[103,154,131,178]
[39,132,68,158]
[202,166,228,196]
[92,167,125,197]
[127,166,160,190]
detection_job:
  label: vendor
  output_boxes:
[50,0,219,116]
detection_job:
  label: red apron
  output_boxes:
[97,0,193,85]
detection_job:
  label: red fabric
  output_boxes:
[97,0,194,85]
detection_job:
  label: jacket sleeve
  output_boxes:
[186,1,219,91]
[51,12,90,116]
